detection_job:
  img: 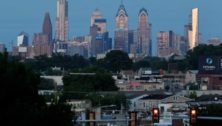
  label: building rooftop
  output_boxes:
[140,94,171,100]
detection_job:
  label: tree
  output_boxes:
[103,50,133,73]
[24,54,90,73]
[187,91,197,99]
[63,67,118,93]
[143,57,168,70]
[133,59,150,71]
[86,93,129,109]
[0,53,73,126]
[38,78,56,90]
[0,53,46,126]
[186,44,222,69]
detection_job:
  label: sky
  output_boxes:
[0,0,222,55]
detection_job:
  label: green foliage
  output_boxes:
[103,50,133,72]
[186,44,222,69]
[0,53,73,126]
[86,93,129,109]
[45,103,73,126]
[142,57,168,70]
[63,67,118,93]
[186,91,197,99]
[199,104,222,116]
[25,54,90,73]
[38,78,56,90]
[133,59,150,71]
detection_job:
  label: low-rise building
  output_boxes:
[0,43,6,53]
[67,99,92,113]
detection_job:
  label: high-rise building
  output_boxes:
[17,32,28,47]
[137,8,152,56]
[90,9,112,57]
[157,31,182,58]
[208,38,221,46]
[186,8,199,50]
[32,12,53,57]
[94,19,107,34]
[42,12,52,42]
[0,43,6,53]
[114,3,129,52]
[33,33,52,57]
[56,0,68,41]
[91,8,103,27]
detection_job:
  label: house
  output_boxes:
[136,94,193,112]
[161,95,194,112]
[67,99,92,113]
[138,94,170,111]
[127,94,148,111]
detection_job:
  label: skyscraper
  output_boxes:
[56,0,68,42]
[137,8,152,56]
[42,12,52,42]
[157,31,182,58]
[91,8,103,27]
[17,32,28,47]
[33,12,53,57]
[114,3,129,52]
[186,8,199,50]
[90,9,112,57]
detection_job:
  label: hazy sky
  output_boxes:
[0,0,222,54]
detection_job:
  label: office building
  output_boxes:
[33,12,53,57]
[0,43,6,53]
[90,9,112,57]
[207,38,221,46]
[33,33,52,57]
[42,12,53,42]
[56,0,69,41]
[17,32,28,47]
[91,8,103,27]
[186,8,199,50]
[114,3,129,52]
[137,8,152,56]
[157,31,182,58]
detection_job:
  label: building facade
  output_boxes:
[186,8,199,50]
[42,12,53,42]
[0,43,6,53]
[90,9,112,57]
[137,8,152,56]
[17,32,28,47]
[56,0,69,41]
[114,4,129,53]
[157,31,182,58]
[33,12,53,57]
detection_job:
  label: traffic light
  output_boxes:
[128,111,137,126]
[86,111,95,126]
[190,107,198,125]
[152,108,160,123]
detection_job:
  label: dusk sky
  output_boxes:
[1,0,222,55]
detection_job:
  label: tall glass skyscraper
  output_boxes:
[56,0,69,42]
[137,8,152,56]
[114,3,129,52]
[187,8,199,50]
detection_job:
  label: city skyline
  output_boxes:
[1,0,222,55]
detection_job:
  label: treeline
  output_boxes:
[18,44,222,74]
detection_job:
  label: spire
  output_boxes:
[42,12,52,42]
[116,1,128,17]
